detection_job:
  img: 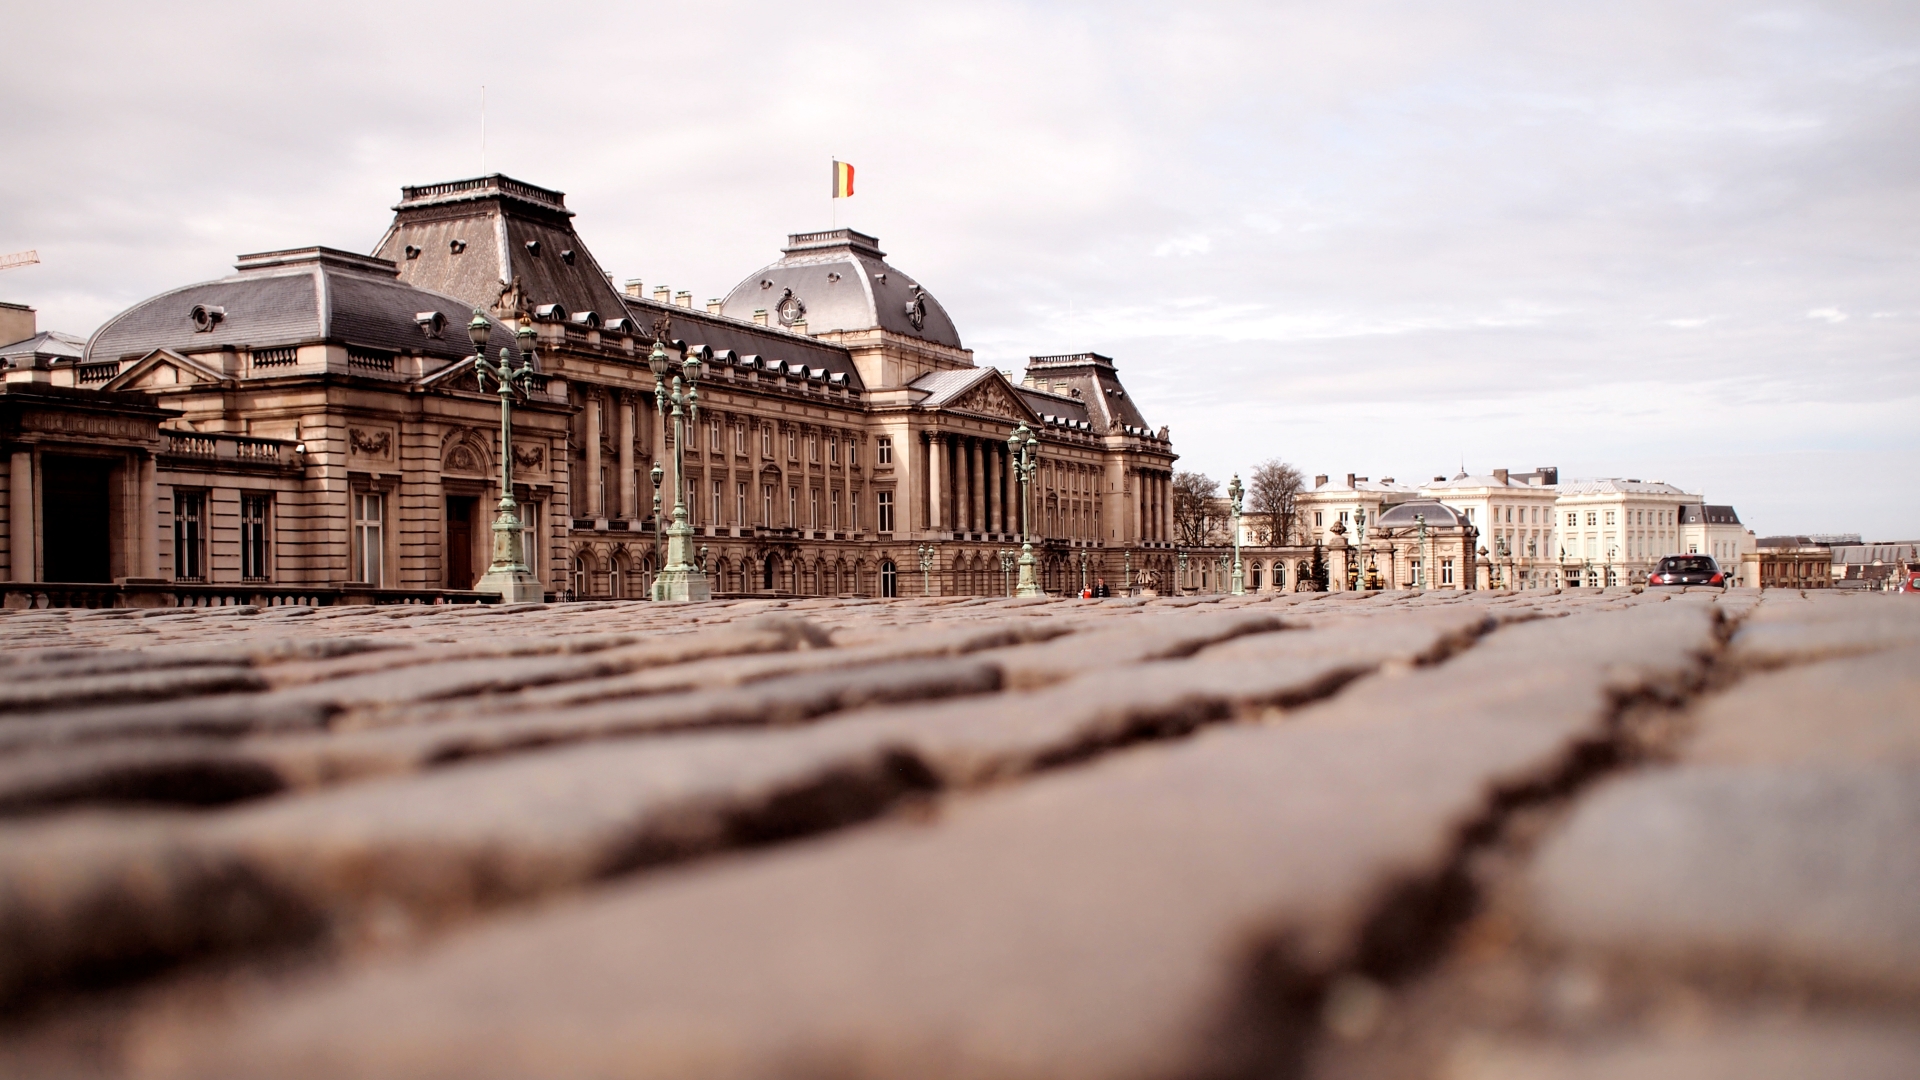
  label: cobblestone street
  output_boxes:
[0,587,1913,1078]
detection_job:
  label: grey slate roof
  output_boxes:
[719,230,964,350]
[85,247,524,367]
[1376,500,1472,528]
[372,175,866,390]
[0,330,86,367]
[1022,353,1152,435]
[1680,504,1743,526]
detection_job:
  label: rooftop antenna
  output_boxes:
[481,86,487,175]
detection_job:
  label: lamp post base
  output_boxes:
[1014,544,1046,598]
[651,566,712,602]
[474,566,544,604]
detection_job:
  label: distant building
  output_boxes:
[1828,541,1920,591]
[1748,537,1835,589]
[1421,468,1563,589]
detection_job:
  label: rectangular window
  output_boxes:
[810,488,820,529]
[712,480,722,526]
[240,493,270,581]
[709,420,719,452]
[830,489,840,529]
[830,435,839,465]
[1605,510,1616,525]
[878,490,894,533]
[809,434,819,463]
[1567,511,1577,527]
[788,486,798,525]
[353,492,384,586]
[761,426,772,457]
[686,419,697,451]
[876,437,891,465]
[787,431,797,461]
[521,503,540,582]
[1441,558,1455,585]
[1586,511,1598,526]
[762,484,774,525]
[1339,510,1350,525]
[173,491,206,581]
[737,483,747,524]
[1314,511,1324,527]
[735,424,745,455]
[851,438,860,466]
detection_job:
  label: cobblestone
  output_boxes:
[0,588,1907,1079]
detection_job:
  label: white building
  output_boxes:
[1679,504,1756,580]
[1298,474,1423,544]
[1552,478,1696,588]
[1420,468,1563,589]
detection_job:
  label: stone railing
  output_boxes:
[161,432,302,469]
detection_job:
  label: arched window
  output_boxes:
[609,556,627,599]
[572,555,587,599]
[881,560,898,598]
[763,554,776,591]
[1250,564,1263,591]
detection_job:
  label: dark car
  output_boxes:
[1648,554,1727,588]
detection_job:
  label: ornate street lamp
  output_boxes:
[649,461,664,588]
[470,312,543,603]
[999,548,1015,596]
[1008,422,1044,597]
[1177,549,1188,595]
[917,543,935,596]
[1414,512,1428,589]
[1228,473,1245,595]
[1124,549,1132,594]
[647,341,711,601]
[1077,549,1089,593]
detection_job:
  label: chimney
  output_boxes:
[1494,468,1509,485]
[752,308,769,326]
[674,291,692,308]
[1314,474,1328,488]
[653,286,671,304]
[0,302,34,348]
[706,298,722,314]
[1540,466,1558,485]
[1345,473,1356,487]
[791,319,808,335]
[623,279,644,298]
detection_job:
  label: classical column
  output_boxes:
[968,438,982,533]
[584,389,603,519]
[927,432,943,532]
[945,435,958,533]
[617,391,636,521]
[981,441,995,536]
[137,452,158,578]
[9,450,32,582]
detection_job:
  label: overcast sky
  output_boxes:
[4,1,1916,538]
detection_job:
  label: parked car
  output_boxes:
[1648,554,1727,588]
[1899,564,1920,594]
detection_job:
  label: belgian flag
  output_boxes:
[831,160,855,199]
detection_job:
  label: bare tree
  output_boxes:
[1247,459,1305,545]
[1172,471,1219,547]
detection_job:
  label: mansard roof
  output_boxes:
[1680,504,1743,526]
[372,174,867,391]
[85,247,524,366]
[1021,352,1153,435]
[719,230,963,350]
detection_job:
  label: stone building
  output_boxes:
[1420,468,1563,589]
[5,174,1179,602]
[1748,536,1835,590]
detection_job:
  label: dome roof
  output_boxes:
[1375,500,1471,529]
[718,230,962,349]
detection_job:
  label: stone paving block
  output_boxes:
[1685,645,1920,768]
[1724,593,1920,668]
[1525,765,1920,998]
[0,667,268,715]
[128,604,1723,1080]
[1438,1018,1920,1080]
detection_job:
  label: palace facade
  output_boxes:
[2,175,1179,602]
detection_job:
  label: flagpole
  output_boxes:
[831,157,837,229]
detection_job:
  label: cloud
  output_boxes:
[1,0,1916,538]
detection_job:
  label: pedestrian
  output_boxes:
[1092,576,1112,598]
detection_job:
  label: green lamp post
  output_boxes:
[999,547,1015,596]
[1228,472,1245,595]
[1008,422,1045,597]
[648,461,664,591]
[1177,549,1188,595]
[647,341,711,601]
[470,311,543,603]
[917,543,935,596]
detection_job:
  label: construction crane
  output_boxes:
[0,251,39,272]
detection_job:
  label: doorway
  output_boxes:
[447,495,478,589]
[42,456,113,583]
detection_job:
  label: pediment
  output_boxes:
[946,372,1036,423]
[102,349,226,392]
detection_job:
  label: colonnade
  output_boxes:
[924,432,1018,536]
[1133,467,1173,543]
